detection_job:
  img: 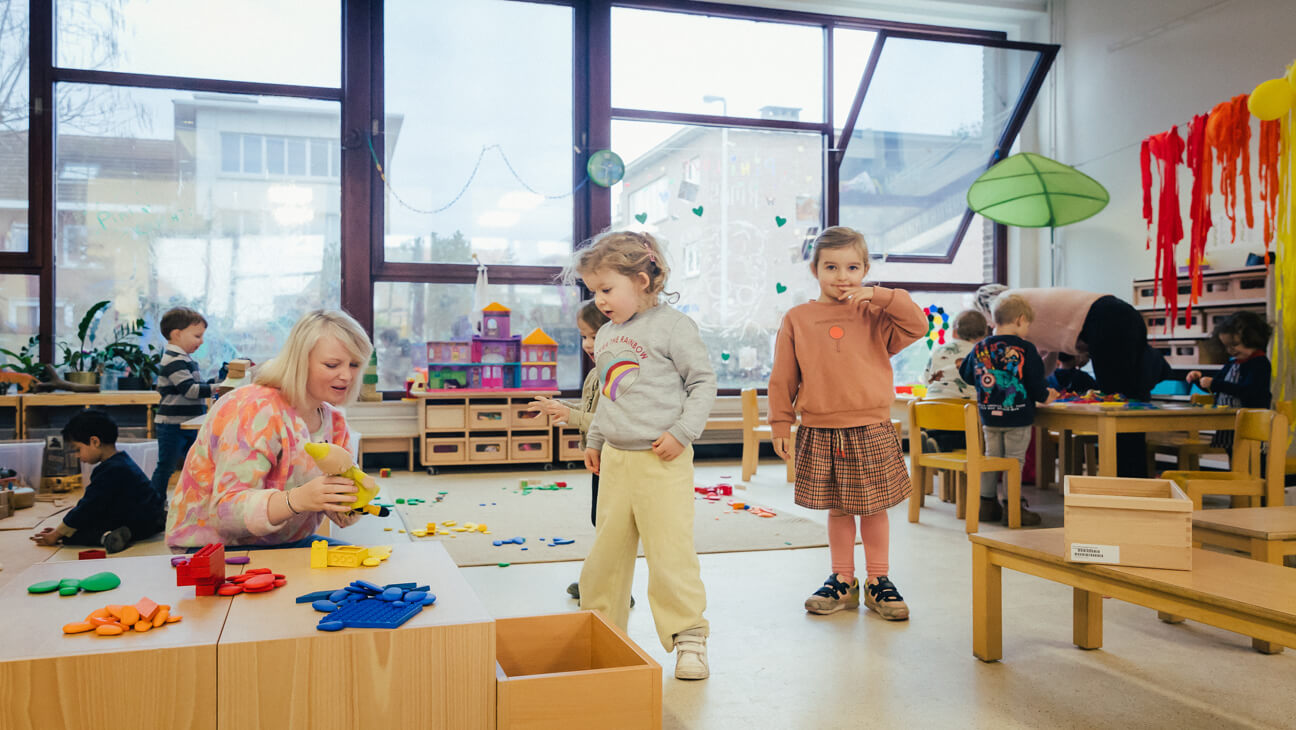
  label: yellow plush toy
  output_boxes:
[303,442,386,516]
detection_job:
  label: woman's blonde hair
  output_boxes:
[811,226,870,269]
[565,230,677,303]
[255,309,373,409]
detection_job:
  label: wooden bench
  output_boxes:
[970,528,1296,662]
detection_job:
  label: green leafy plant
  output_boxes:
[107,340,164,384]
[0,334,44,378]
[58,300,148,374]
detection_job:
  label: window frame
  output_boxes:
[6,0,1056,394]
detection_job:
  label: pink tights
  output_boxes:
[827,509,889,582]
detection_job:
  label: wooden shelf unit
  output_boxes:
[0,395,20,440]
[1135,265,1273,370]
[19,391,159,439]
[417,389,558,471]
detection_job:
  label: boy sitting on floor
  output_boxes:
[31,410,166,553]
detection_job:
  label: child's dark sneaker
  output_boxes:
[804,573,860,615]
[864,576,909,621]
[567,582,580,599]
[102,526,132,554]
[1005,499,1042,527]
[979,497,1003,523]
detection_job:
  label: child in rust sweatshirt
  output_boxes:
[768,226,926,621]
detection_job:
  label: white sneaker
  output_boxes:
[673,630,709,680]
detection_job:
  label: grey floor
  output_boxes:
[4,456,1294,729]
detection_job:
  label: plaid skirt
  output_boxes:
[794,423,911,515]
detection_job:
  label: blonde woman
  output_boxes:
[166,310,373,550]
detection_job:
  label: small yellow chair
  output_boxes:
[907,399,1021,532]
[1161,408,1289,510]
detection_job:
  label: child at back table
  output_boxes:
[768,226,927,621]
[571,230,716,681]
[31,410,166,553]
[921,308,989,452]
[1186,310,1272,449]
[959,294,1058,526]
[527,300,614,601]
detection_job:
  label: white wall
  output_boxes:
[1050,0,1296,293]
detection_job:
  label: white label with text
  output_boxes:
[1069,543,1119,563]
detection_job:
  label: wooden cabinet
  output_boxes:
[1136,265,1273,374]
[20,391,159,439]
[417,390,557,471]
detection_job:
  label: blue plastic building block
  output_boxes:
[551,538,575,546]
[296,590,335,604]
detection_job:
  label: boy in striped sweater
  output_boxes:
[149,307,212,501]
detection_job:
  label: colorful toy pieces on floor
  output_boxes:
[310,540,393,568]
[1054,392,1159,409]
[297,580,436,631]
[61,596,182,636]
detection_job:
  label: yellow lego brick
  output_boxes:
[442,521,456,526]
[310,540,328,569]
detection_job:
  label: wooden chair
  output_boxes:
[1146,393,1228,474]
[1277,400,1296,479]
[740,388,794,483]
[1161,409,1289,510]
[907,399,1022,532]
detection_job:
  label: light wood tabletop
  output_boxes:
[1034,403,1238,478]
[969,528,1296,661]
[1192,506,1296,540]
[0,552,243,730]
[217,542,496,730]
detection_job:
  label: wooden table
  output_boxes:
[0,553,242,730]
[217,542,496,730]
[970,529,1296,662]
[1192,506,1296,565]
[181,414,205,431]
[1033,403,1237,478]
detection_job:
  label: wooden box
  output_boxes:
[1197,276,1234,303]
[509,434,550,461]
[425,437,467,464]
[469,404,510,430]
[1064,475,1192,570]
[1143,309,1205,336]
[1229,271,1268,301]
[0,489,11,519]
[1132,280,1190,308]
[425,404,466,430]
[509,404,549,429]
[469,435,509,462]
[558,429,584,461]
[496,611,660,730]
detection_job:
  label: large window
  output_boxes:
[0,0,28,254]
[1,2,1055,394]
[55,0,340,87]
[54,86,341,369]
[383,0,573,267]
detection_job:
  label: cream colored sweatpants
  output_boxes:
[578,444,709,651]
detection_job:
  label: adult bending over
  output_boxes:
[166,310,372,550]
[974,285,1165,478]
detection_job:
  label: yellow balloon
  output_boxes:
[1248,77,1294,120]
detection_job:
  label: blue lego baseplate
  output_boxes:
[321,597,423,630]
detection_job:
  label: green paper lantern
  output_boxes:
[967,152,1109,228]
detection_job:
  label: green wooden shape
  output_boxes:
[59,585,80,596]
[27,579,60,594]
[78,571,121,592]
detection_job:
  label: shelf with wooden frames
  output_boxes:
[0,395,20,440]
[19,391,160,439]
[417,389,558,473]
[1135,265,1273,370]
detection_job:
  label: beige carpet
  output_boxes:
[0,498,72,531]
[393,476,828,567]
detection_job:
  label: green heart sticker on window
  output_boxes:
[720,351,731,361]
[775,216,787,227]
[691,206,704,217]
[634,213,647,224]
[775,282,787,293]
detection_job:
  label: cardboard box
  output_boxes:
[1064,475,1192,570]
[496,611,660,730]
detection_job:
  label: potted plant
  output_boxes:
[58,301,146,386]
[0,334,45,393]
[109,341,163,390]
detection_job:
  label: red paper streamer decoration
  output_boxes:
[1258,118,1281,258]
[1185,114,1212,320]
[1141,126,1185,326]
